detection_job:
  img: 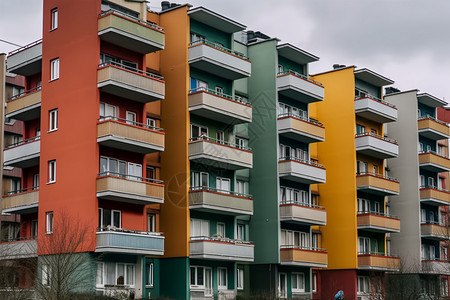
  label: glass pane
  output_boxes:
[197,267,204,286]
[116,264,125,285]
[126,265,134,285]
[106,262,115,285]
[103,209,111,227]
[113,211,120,228]
[100,157,108,173]
[190,267,196,285]
[109,159,118,173]
[119,161,126,177]
[205,268,212,294]
[97,263,103,285]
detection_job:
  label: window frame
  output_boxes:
[291,272,305,293]
[237,268,244,290]
[51,8,58,30]
[217,267,227,290]
[46,211,54,234]
[48,160,56,183]
[148,213,156,232]
[49,109,58,132]
[145,262,154,287]
[50,58,60,81]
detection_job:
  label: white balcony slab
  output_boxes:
[7,41,42,76]
[278,160,326,184]
[276,73,324,103]
[355,134,399,159]
[354,97,398,123]
[4,139,40,168]
[96,230,164,256]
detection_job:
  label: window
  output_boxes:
[356,124,366,134]
[126,111,136,125]
[217,268,227,290]
[33,174,39,189]
[98,208,121,228]
[147,117,156,128]
[374,201,381,213]
[237,224,245,241]
[312,273,318,293]
[217,222,225,237]
[48,160,56,183]
[216,131,225,143]
[191,171,209,189]
[148,214,155,232]
[357,276,370,294]
[278,273,287,298]
[421,209,427,223]
[99,53,137,70]
[312,233,319,249]
[42,264,51,286]
[190,219,209,237]
[51,8,58,30]
[146,166,155,180]
[373,165,378,174]
[145,263,154,287]
[31,220,38,238]
[50,58,59,80]
[215,86,224,95]
[190,33,206,43]
[356,160,368,174]
[46,212,53,234]
[190,124,208,139]
[190,77,208,91]
[236,180,248,195]
[357,198,370,213]
[235,137,248,149]
[99,102,117,119]
[97,262,135,287]
[278,64,283,74]
[420,175,426,187]
[100,156,141,180]
[216,177,231,193]
[190,266,212,295]
[358,237,370,254]
[442,278,449,297]
[128,162,142,181]
[427,145,432,153]
[36,127,41,137]
[237,268,244,290]
[49,109,58,131]
[280,229,309,248]
[11,178,21,193]
[419,142,424,152]
[355,88,367,99]
[428,177,435,188]
[292,273,305,292]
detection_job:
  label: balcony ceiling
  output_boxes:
[277,43,319,65]
[354,68,394,87]
[417,93,447,108]
[188,7,246,33]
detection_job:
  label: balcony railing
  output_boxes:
[277,71,323,86]
[3,136,40,168]
[421,259,450,275]
[278,113,323,127]
[355,132,398,144]
[419,151,450,173]
[355,95,396,109]
[0,238,37,260]
[96,226,164,256]
[98,10,164,54]
[188,87,252,124]
[355,132,399,159]
[278,156,326,184]
[279,245,328,268]
[421,222,449,240]
[7,86,41,101]
[279,200,326,226]
[276,71,324,103]
[97,62,165,103]
[6,87,42,121]
[188,39,251,80]
[188,136,253,170]
[189,236,254,262]
[418,116,450,140]
[277,113,325,143]
[356,172,399,196]
[2,187,39,214]
[189,186,253,215]
[420,186,450,205]
[357,211,400,233]
[97,172,164,205]
[97,117,164,154]
[354,95,398,123]
[358,251,400,271]
[7,39,42,76]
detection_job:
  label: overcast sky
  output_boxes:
[1,0,449,105]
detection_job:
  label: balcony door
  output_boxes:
[358,237,370,254]
[216,177,230,194]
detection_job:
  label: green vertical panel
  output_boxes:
[160,257,189,299]
[248,39,280,264]
[142,258,160,299]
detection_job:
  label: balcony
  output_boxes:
[0,239,37,260]
[357,212,400,233]
[355,132,399,159]
[7,39,42,76]
[97,118,164,154]
[276,71,324,103]
[278,157,326,184]
[188,40,251,80]
[189,187,253,216]
[280,246,327,268]
[279,201,326,226]
[420,187,450,206]
[354,96,398,123]
[2,188,39,214]
[96,227,164,256]
[418,151,450,173]
[356,173,399,196]
[189,237,254,262]
[421,223,449,240]
[96,173,164,205]
[422,260,450,275]
[277,114,325,144]
[188,137,253,170]
[188,88,252,124]
[98,10,164,54]
[97,62,165,103]
[3,137,40,168]
[358,253,400,271]
[418,117,450,140]
[6,87,41,121]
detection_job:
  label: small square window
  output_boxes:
[48,160,56,183]
[51,8,58,30]
[49,109,58,132]
[50,58,59,80]
[46,211,54,234]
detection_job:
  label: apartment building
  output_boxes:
[309,66,401,299]
[2,0,166,298]
[243,33,327,299]
[385,90,450,296]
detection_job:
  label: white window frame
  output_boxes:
[190,266,212,295]
[312,273,317,293]
[216,177,231,194]
[99,102,118,119]
[358,237,370,254]
[147,117,156,128]
[278,272,287,298]
[428,177,435,188]
[191,171,209,189]
[146,262,154,287]
[50,58,59,80]
[42,264,51,286]
[217,222,226,237]
[237,268,244,290]
[126,111,137,125]
[357,276,370,294]
[216,130,225,143]
[190,124,208,139]
[215,86,224,95]
[49,109,58,132]
[51,8,58,30]
[46,211,54,234]
[96,263,104,287]
[237,223,245,241]
[217,267,227,290]
[291,272,305,293]
[11,178,21,193]
[115,263,135,286]
[33,174,40,189]
[48,160,56,183]
[148,214,156,232]
[99,208,122,228]
[31,219,38,238]
[190,219,209,238]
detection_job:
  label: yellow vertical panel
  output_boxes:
[310,67,358,269]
